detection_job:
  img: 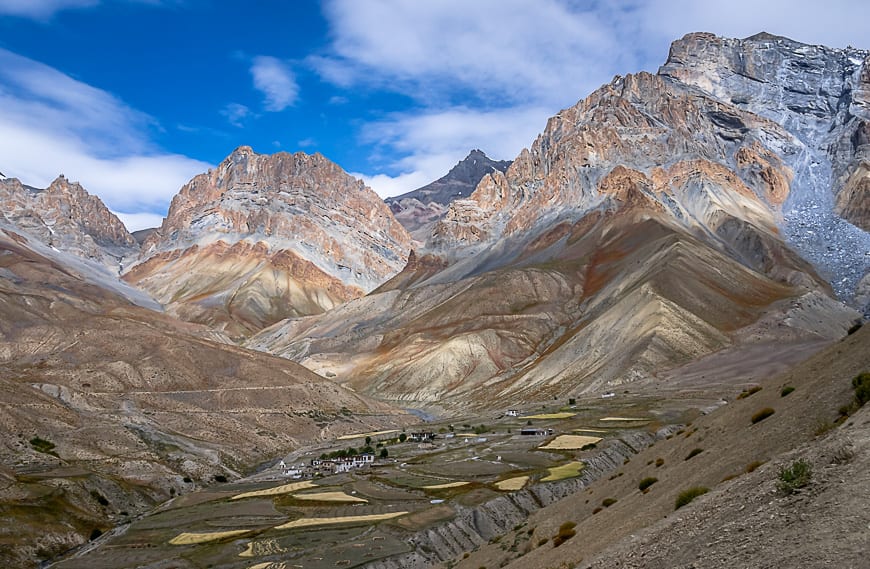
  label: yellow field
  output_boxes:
[336,429,398,440]
[541,461,584,482]
[521,412,576,420]
[422,481,469,490]
[600,417,648,422]
[540,435,602,450]
[495,476,529,491]
[573,428,607,433]
[292,491,368,503]
[169,529,252,545]
[230,480,317,500]
[273,511,408,530]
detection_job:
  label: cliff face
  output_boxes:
[249,33,865,409]
[0,175,138,272]
[659,31,870,297]
[124,146,412,338]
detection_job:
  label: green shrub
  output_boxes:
[780,386,795,397]
[674,487,709,510]
[601,498,617,507]
[580,443,597,451]
[751,407,775,424]
[398,433,407,443]
[685,448,703,460]
[552,521,577,547]
[737,386,763,399]
[638,477,658,491]
[29,436,58,457]
[777,459,812,494]
[852,372,870,407]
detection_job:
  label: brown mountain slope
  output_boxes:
[0,228,410,568]
[445,324,870,569]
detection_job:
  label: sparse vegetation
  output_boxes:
[29,436,58,457]
[674,487,709,510]
[777,459,812,494]
[737,386,763,399]
[751,407,775,424]
[552,521,577,547]
[655,457,664,467]
[852,372,870,407]
[601,498,617,507]
[780,386,795,397]
[685,448,703,460]
[398,433,407,443]
[638,477,658,491]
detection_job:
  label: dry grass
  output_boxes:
[495,476,529,491]
[336,429,398,440]
[540,434,602,450]
[573,428,607,433]
[169,529,252,545]
[292,491,368,503]
[542,461,584,482]
[522,412,576,420]
[422,481,470,490]
[273,512,408,530]
[230,480,317,500]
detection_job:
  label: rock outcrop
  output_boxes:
[0,175,138,273]
[385,149,511,239]
[124,146,412,338]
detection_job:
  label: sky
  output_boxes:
[0,1,868,231]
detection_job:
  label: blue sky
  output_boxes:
[0,0,867,230]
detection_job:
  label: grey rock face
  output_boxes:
[660,32,870,308]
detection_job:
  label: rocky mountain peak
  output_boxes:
[126,147,412,337]
[385,149,512,238]
[0,174,137,272]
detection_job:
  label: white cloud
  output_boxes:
[220,102,252,127]
[0,48,210,215]
[250,56,299,111]
[112,211,164,232]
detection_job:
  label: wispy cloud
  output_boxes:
[250,55,299,111]
[0,0,99,19]
[220,102,252,127]
[0,48,209,217]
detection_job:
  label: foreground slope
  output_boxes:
[250,34,863,410]
[444,325,870,569]
[124,146,412,338]
[0,227,409,568]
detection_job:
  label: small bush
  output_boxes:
[751,407,775,424]
[552,521,576,547]
[655,458,664,468]
[537,537,549,547]
[745,460,764,473]
[777,459,812,494]
[398,433,407,443]
[89,528,103,541]
[213,474,228,483]
[29,436,58,457]
[674,487,709,510]
[780,386,795,397]
[592,507,602,514]
[182,476,192,483]
[580,443,597,451]
[852,372,870,407]
[601,498,617,507]
[721,473,738,482]
[685,448,703,461]
[737,386,763,399]
[638,477,658,491]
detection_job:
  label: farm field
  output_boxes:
[51,393,693,568]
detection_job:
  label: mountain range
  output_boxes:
[0,31,868,567]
